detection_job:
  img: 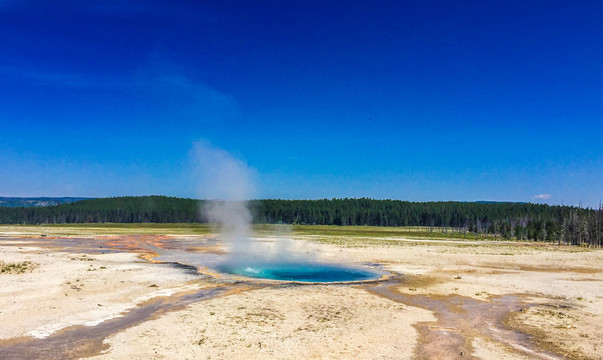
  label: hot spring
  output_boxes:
[217,262,382,283]
[192,144,386,283]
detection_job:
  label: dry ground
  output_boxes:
[0,225,601,360]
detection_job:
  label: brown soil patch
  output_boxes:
[366,281,563,360]
[505,301,603,360]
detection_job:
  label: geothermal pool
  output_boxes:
[217,262,382,282]
[3,235,383,283]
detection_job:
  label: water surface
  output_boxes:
[217,262,381,282]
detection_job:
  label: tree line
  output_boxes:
[0,196,601,247]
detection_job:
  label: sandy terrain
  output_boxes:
[0,229,601,360]
[0,242,205,341]
[88,286,434,360]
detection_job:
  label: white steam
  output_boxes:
[191,141,255,201]
[191,141,255,256]
[191,141,315,264]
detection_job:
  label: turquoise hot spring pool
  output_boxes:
[216,262,382,283]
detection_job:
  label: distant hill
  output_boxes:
[0,197,528,208]
[0,197,91,208]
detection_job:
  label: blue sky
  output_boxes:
[1,1,601,207]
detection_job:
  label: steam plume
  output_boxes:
[191,141,315,263]
[191,141,256,256]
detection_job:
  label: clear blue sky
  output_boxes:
[1,1,601,207]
